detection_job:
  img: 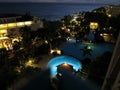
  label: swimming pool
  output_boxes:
[48,56,82,76]
[61,42,114,60]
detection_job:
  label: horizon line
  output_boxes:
[0,1,119,5]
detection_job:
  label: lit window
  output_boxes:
[0,24,7,29]
[8,23,16,28]
[17,22,25,27]
[0,29,7,34]
[24,21,32,26]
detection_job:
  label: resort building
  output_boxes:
[0,14,43,50]
[102,32,120,90]
[105,5,120,17]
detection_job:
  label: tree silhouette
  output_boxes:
[88,51,112,86]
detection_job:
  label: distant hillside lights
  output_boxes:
[107,14,112,18]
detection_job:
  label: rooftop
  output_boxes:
[0,13,33,24]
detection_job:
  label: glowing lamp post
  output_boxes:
[50,49,61,55]
[25,58,35,67]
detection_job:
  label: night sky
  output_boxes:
[0,0,120,4]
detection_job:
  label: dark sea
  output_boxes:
[0,3,108,20]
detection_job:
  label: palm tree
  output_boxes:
[19,26,32,48]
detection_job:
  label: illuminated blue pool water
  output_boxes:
[48,56,82,76]
[62,42,114,60]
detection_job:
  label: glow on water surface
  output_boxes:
[48,56,82,76]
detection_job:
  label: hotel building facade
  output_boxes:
[0,14,43,50]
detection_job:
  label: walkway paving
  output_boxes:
[36,54,53,69]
